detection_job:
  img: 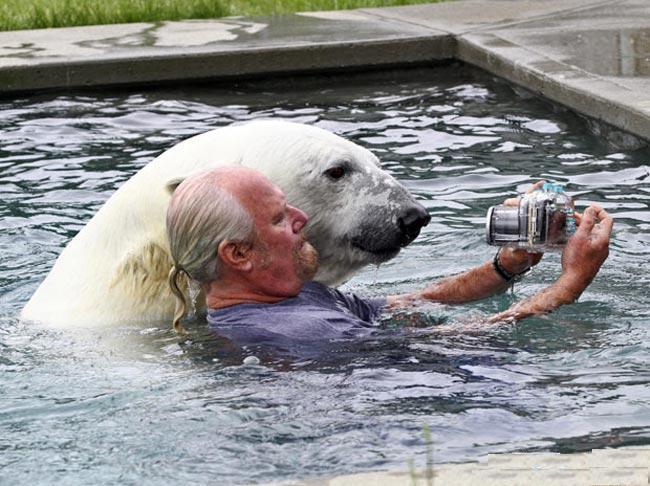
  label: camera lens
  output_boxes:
[485,184,574,250]
[486,205,522,244]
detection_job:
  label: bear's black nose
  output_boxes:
[398,203,431,247]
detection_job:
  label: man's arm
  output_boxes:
[487,204,612,322]
[387,203,612,322]
[388,182,546,308]
[387,247,541,307]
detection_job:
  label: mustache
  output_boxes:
[297,231,310,247]
[294,232,318,257]
[294,235,319,281]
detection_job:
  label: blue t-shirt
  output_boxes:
[207,281,386,357]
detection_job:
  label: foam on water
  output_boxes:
[1,64,649,484]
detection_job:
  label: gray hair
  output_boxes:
[166,169,254,332]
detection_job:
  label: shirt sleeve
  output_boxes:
[329,287,386,322]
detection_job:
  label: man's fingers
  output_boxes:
[504,181,545,206]
[600,214,614,236]
[594,209,614,237]
[529,251,543,265]
[525,180,546,194]
[505,181,544,204]
[590,204,607,220]
[577,206,597,235]
[573,211,582,226]
[504,197,520,207]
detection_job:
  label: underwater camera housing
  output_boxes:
[486,183,576,251]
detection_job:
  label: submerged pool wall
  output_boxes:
[1,0,650,144]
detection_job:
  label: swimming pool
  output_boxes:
[1,64,649,484]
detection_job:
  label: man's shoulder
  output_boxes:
[207,281,386,327]
[205,282,388,354]
[298,281,340,304]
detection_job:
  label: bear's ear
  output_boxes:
[165,177,186,195]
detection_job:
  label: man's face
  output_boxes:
[237,174,318,297]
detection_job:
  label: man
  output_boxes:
[166,167,612,354]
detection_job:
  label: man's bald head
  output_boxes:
[166,167,256,284]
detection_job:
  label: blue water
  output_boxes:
[1,64,649,484]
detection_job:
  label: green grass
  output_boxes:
[0,0,442,32]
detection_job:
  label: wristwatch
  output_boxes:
[492,248,532,283]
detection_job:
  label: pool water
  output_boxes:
[1,64,649,484]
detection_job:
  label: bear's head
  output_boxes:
[236,121,431,285]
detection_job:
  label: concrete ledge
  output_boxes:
[0,14,452,92]
[0,35,454,92]
[359,0,612,35]
[457,32,650,145]
[1,0,650,142]
[366,0,650,143]
[277,446,650,485]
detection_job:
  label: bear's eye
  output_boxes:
[324,166,346,180]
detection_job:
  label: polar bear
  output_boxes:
[21,120,430,328]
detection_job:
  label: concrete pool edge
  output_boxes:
[2,0,650,142]
[271,445,650,485]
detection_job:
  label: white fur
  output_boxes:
[21,120,415,328]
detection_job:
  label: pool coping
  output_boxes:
[274,445,650,485]
[1,0,650,142]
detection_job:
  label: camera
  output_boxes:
[486,183,576,250]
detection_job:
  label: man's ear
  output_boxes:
[165,176,186,195]
[217,240,253,272]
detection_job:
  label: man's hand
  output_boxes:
[498,247,543,275]
[558,204,613,295]
[488,203,613,323]
[498,181,546,276]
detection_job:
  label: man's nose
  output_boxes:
[290,205,309,233]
